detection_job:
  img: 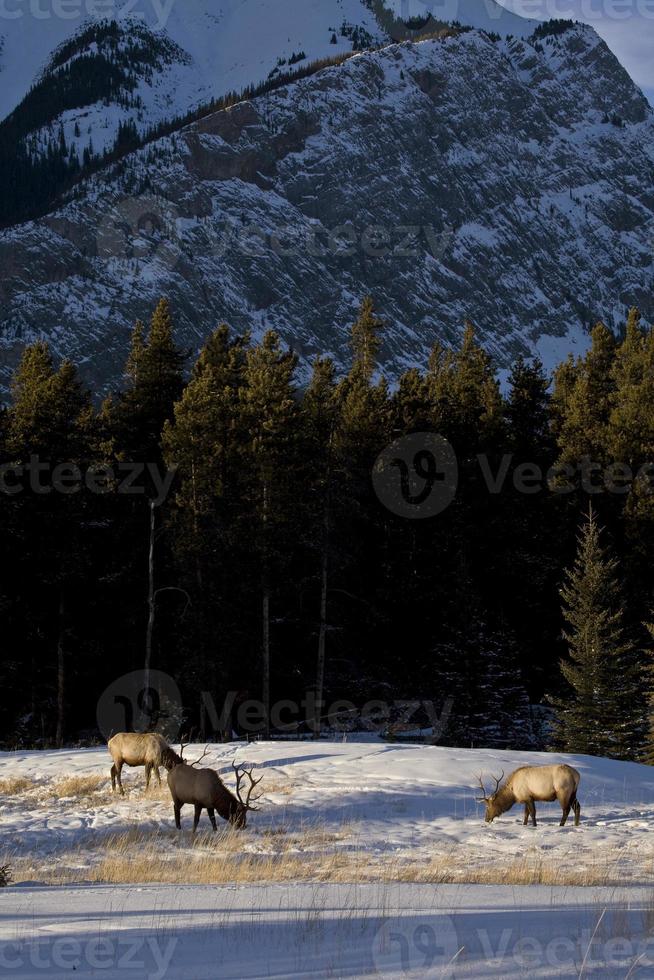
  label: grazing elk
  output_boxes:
[167,756,263,832]
[108,732,181,795]
[477,764,581,827]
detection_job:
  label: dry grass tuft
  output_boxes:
[0,776,34,795]
[50,775,107,799]
[0,865,12,887]
[262,778,293,796]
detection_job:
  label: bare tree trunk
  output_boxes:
[144,499,156,696]
[315,502,330,738]
[261,481,270,738]
[55,589,65,749]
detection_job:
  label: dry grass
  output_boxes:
[50,775,107,799]
[0,776,33,795]
[262,777,294,796]
[2,823,632,888]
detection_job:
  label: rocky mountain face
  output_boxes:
[0,22,653,392]
[0,0,535,226]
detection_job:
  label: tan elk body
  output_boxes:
[108,732,181,794]
[477,764,581,826]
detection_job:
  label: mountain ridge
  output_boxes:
[0,22,652,393]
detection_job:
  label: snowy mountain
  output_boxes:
[0,21,651,392]
[0,0,536,156]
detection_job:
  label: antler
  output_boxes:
[232,761,264,811]
[490,771,505,795]
[476,770,505,801]
[178,738,211,767]
[475,772,488,802]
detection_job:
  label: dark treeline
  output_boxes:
[1,299,653,757]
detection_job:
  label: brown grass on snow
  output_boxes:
[0,776,33,795]
[50,775,107,798]
[3,826,635,888]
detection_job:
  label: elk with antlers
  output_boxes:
[167,748,263,832]
[476,764,581,827]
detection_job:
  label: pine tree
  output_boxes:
[505,355,551,458]
[162,326,250,692]
[427,322,503,456]
[7,344,93,747]
[111,299,186,463]
[302,357,341,732]
[240,331,300,735]
[350,296,384,382]
[550,506,642,759]
[552,321,616,469]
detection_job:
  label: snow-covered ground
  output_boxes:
[5,881,654,977]
[3,740,654,976]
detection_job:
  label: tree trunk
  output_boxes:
[262,482,270,738]
[315,499,330,739]
[55,589,65,749]
[144,499,156,695]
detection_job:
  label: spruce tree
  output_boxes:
[240,331,300,735]
[351,296,384,382]
[551,506,641,759]
[7,344,93,747]
[552,321,616,469]
[162,326,250,695]
[111,298,186,463]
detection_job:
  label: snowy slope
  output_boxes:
[3,881,654,977]
[3,740,654,881]
[0,24,651,391]
[0,0,536,125]
[3,741,654,976]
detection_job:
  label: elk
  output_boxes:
[108,732,181,795]
[476,764,581,827]
[167,757,263,832]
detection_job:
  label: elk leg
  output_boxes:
[526,800,537,826]
[208,808,218,832]
[559,793,573,826]
[155,766,162,788]
[173,801,182,830]
[145,763,152,790]
[115,761,125,795]
[193,804,202,833]
[573,797,581,826]
[523,804,529,826]
[110,764,116,793]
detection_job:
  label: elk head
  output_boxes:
[231,762,263,829]
[476,771,505,823]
